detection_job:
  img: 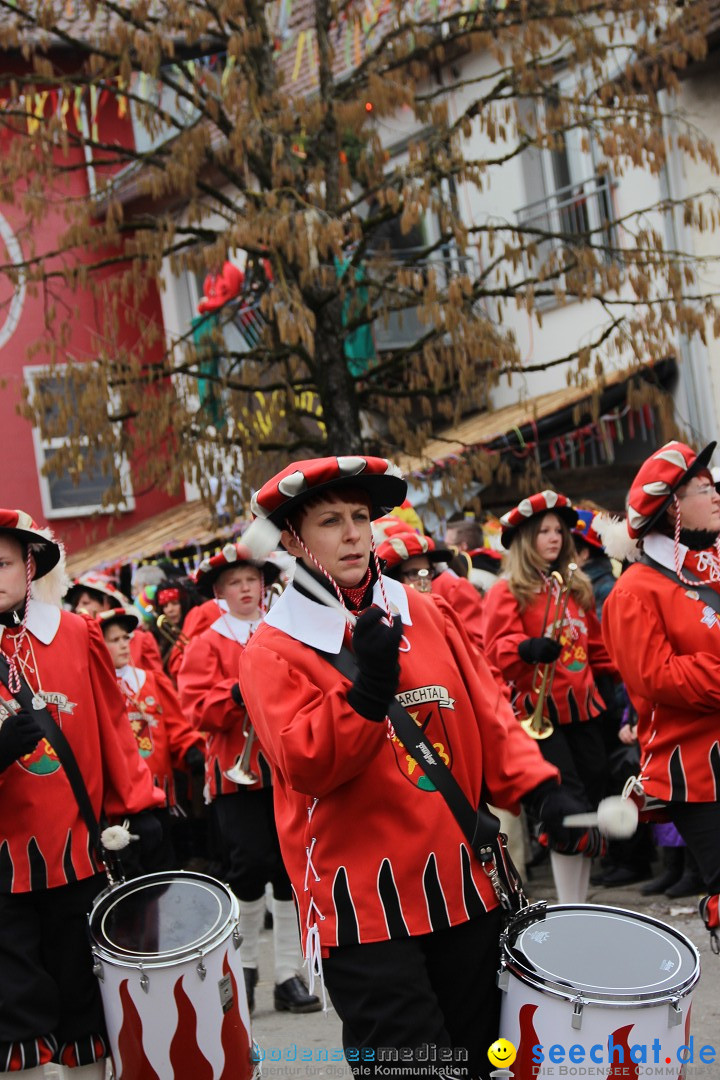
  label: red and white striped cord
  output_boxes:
[1,552,33,694]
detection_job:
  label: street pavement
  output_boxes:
[250,858,720,1079]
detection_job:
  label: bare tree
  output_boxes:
[1,0,718,513]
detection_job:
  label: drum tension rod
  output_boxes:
[571,996,585,1030]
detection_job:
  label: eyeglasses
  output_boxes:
[400,567,433,593]
[677,483,718,500]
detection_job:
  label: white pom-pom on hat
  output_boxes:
[593,514,641,563]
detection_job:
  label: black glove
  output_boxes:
[126,810,164,857]
[518,637,562,664]
[347,607,403,722]
[0,709,44,772]
[523,780,588,849]
[230,682,243,708]
[184,745,206,777]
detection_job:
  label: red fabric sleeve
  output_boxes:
[481,579,530,684]
[238,646,389,798]
[603,586,720,712]
[153,671,204,769]
[177,634,242,734]
[433,599,558,811]
[130,628,164,675]
[584,605,617,677]
[431,572,484,649]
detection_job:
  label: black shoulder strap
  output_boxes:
[640,553,720,618]
[315,645,500,859]
[0,654,104,860]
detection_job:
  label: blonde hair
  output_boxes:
[502,512,594,612]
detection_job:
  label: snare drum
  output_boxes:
[89,871,259,1080]
[498,903,700,1079]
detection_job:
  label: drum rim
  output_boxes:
[499,902,700,1007]
[89,870,239,965]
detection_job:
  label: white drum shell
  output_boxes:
[498,904,700,1080]
[90,873,258,1080]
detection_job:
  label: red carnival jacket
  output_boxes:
[238,578,556,951]
[431,570,484,649]
[177,613,272,798]
[0,603,164,893]
[116,665,203,807]
[602,532,720,803]
[482,578,615,727]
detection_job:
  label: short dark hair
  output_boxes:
[446,519,484,549]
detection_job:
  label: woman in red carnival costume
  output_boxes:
[599,440,720,948]
[237,456,591,1080]
[482,491,617,903]
[0,511,164,1078]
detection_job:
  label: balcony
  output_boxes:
[516,174,617,306]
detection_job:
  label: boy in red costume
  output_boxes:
[600,440,720,948]
[0,511,164,1078]
[237,457,587,1080]
[98,606,205,872]
[177,543,320,1015]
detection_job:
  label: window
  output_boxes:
[516,82,617,306]
[24,364,134,519]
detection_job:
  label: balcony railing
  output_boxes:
[516,174,616,304]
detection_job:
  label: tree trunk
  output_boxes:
[314,297,363,455]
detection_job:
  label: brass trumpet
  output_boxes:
[224,722,258,785]
[519,562,577,741]
[156,614,190,651]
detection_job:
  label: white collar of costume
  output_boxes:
[0,599,62,646]
[263,573,412,654]
[211,611,262,643]
[116,664,146,692]
[644,532,688,572]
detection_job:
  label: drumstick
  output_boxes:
[242,517,282,560]
[563,795,639,839]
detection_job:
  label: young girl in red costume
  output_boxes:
[237,457,589,1080]
[599,440,720,948]
[482,491,617,903]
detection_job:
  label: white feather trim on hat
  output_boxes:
[593,514,641,563]
[29,531,68,608]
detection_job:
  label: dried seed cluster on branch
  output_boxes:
[1,0,718,517]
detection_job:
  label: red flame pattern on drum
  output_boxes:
[514,1003,541,1079]
[679,1006,692,1079]
[170,977,214,1078]
[219,952,253,1080]
[606,1025,638,1080]
[116,980,161,1080]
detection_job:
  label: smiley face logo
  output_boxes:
[488,1038,517,1069]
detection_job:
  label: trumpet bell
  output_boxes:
[519,713,554,740]
[224,761,259,785]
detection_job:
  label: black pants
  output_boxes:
[0,875,107,1062]
[323,908,504,1080]
[667,802,720,893]
[539,720,607,809]
[213,787,293,901]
